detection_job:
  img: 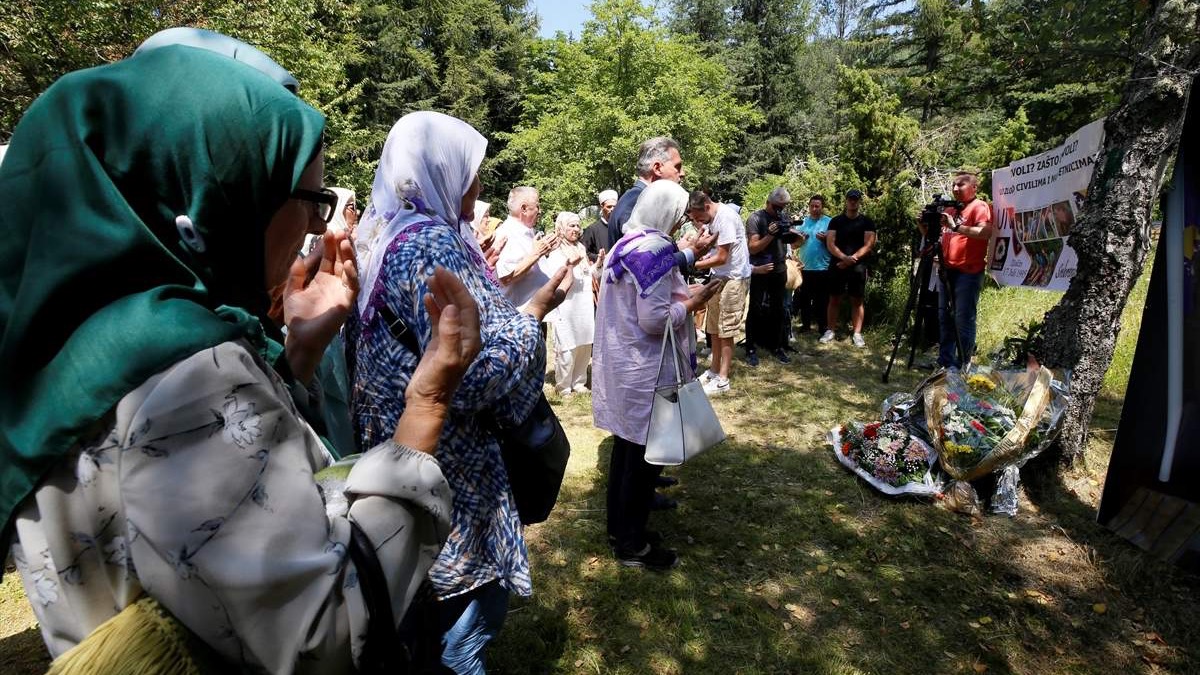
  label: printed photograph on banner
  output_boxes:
[990,236,1010,272]
[989,118,1105,291]
[1020,238,1065,287]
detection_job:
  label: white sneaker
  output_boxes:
[699,369,716,384]
[703,377,731,396]
[572,384,590,394]
[819,330,836,344]
[852,333,866,348]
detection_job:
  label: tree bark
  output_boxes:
[1038,0,1200,466]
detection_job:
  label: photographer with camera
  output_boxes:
[917,171,992,369]
[822,189,876,348]
[745,187,800,365]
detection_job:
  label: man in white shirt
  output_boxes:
[495,185,556,308]
[686,190,751,395]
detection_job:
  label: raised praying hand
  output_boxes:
[282,230,359,382]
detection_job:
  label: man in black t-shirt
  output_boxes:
[822,189,876,348]
[744,186,800,365]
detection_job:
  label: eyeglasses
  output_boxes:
[291,188,339,223]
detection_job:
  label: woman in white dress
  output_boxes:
[544,211,602,395]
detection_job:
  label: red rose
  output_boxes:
[864,424,880,439]
[970,420,986,433]
[842,442,852,456]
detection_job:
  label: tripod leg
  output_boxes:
[883,262,922,383]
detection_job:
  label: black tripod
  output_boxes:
[882,239,963,383]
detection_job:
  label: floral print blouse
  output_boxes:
[9,340,453,674]
[351,219,544,600]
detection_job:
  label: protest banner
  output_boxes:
[989,119,1106,290]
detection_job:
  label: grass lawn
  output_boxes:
[4,265,1198,674]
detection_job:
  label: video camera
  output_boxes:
[920,194,963,229]
[770,212,800,242]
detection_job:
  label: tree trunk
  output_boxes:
[1038,0,1200,466]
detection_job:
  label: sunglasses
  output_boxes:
[291,187,339,223]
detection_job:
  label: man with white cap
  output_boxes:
[582,189,618,262]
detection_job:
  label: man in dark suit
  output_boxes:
[610,137,714,272]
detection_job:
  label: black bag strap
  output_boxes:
[347,520,409,674]
[376,304,421,356]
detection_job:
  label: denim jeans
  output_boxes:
[437,581,509,674]
[938,269,982,368]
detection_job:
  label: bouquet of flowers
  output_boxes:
[830,421,941,496]
[925,365,1061,482]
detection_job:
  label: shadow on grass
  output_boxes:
[0,627,49,675]
[490,336,1199,674]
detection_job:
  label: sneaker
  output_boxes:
[698,369,717,384]
[771,348,791,364]
[852,333,866,348]
[703,377,731,396]
[572,384,590,394]
[616,544,679,570]
[819,330,836,344]
[745,350,760,367]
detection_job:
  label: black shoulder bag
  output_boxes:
[376,305,570,524]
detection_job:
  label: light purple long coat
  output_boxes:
[591,260,694,445]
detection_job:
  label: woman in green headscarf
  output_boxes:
[0,44,475,673]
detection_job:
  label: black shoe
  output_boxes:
[651,493,678,511]
[608,530,664,548]
[616,544,679,570]
[745,350,759,367]
[772,348,791,364]
[655,475,679,488]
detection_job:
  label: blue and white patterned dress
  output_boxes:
[351,219,544,600]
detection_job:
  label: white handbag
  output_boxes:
[644,320,726,465]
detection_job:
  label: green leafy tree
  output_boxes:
[977,0,1149,146]
[971,106,1035,195]
[835,65,921,192]
[354,0,536,199]
[0,0,368,190]
[502,0,758,219]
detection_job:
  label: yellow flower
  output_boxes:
[967,374,996,393]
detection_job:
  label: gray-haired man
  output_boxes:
[607,136,715,274]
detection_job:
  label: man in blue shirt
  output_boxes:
[793,194,832,334]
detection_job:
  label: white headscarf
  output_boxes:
[472,200,491,230]
[605,181,688,297]
[329,187,356,232]
[355,111,487,317]
[624,180,688,235]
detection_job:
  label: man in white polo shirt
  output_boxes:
[686,190,751,395]
[495,185,556,308]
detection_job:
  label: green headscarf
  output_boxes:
[0,46,326,535]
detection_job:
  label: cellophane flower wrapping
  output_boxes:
[829,421,942,496]
[922,365,1069,512]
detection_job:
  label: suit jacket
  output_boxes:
[609,178,692,275]
[607,179,646,244]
